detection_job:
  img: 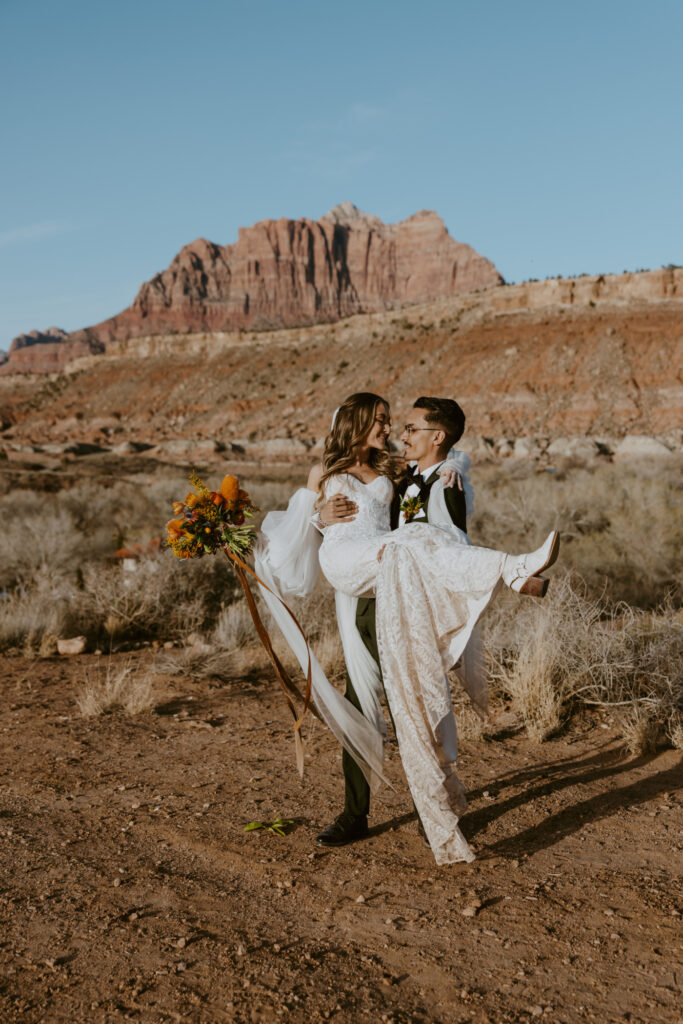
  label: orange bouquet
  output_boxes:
[165,470,312,774]
[165,471,257,560]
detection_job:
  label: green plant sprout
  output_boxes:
[243,816,294,836]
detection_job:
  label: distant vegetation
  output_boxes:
[0,459,680,752]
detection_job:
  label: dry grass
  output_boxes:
[453,704,488,742]
[76,660,155,717]
[484,573,682,748]
[153,643,241,682]
[213,599,254,650]
[619,705,663,757]
[472,459,682,608]
[1,461,680,753]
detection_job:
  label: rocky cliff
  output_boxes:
[64,203,503,345]
[2,327,103,374]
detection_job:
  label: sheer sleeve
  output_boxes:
[253,486,388,790]
[256,488,321,598]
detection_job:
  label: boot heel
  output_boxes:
[519,575,549,597]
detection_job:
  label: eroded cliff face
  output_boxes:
[64,204,503,345]
[1,284,681,449]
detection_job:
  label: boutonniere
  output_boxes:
[400,495,424,522]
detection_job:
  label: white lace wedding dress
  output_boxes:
[255,469,507,865]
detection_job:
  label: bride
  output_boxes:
[254,392,560,864]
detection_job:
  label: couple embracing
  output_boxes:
[255,393,560,865]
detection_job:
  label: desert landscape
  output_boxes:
[0,204,681,1024]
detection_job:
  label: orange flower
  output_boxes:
[185,492,200,508]
[238,489,249,500]
[219,475,239,508]
[210,491,225,507]
[172,501,184,515]
[166,517,186,540]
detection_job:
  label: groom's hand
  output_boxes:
[319,495,358,526]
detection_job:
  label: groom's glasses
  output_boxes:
[403,425,435,436]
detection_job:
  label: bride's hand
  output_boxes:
[440,465,463,490]
[319,494,358,526]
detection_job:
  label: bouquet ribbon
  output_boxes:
[222,547,314,776]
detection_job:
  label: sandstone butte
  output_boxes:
[1,203,503,374]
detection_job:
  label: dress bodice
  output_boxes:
[321,473,393,544]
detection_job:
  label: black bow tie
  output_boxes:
[402,466,429,499]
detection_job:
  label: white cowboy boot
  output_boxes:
[502,531,560,596]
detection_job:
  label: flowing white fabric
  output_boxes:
[257,488,322,598]
[318,473,506,864]
[254,489,387,791]
[334,590,385,737]
[429,450,488,718]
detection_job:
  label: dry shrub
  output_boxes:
[484,573,682,744]
[81,554,236,641]
[455,704,488,742]
[668,716,683,751]
[153,638,257,682]
[472,459,682,608]
[77,661,155,717]
[213,599,254,650]
[0,576,81,653]
[619,705,662,757]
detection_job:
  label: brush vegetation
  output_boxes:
[0,460,680,751]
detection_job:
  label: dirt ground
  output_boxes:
[0,650,681,1024]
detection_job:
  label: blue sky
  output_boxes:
[1,0,681,349]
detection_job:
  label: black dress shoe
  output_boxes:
[316,813,369,847]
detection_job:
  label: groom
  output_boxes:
[315,396,468,847]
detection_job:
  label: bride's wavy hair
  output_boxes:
[318,392,399,503]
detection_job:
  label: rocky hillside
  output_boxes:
[1,269,681,461]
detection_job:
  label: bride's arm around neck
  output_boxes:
[307,462,324,493]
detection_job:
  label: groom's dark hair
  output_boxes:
[413,397,466,452]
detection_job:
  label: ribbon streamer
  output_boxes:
[222,546,315,777]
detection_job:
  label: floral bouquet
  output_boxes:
[165,471,312,775]
[165,471,257,560]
